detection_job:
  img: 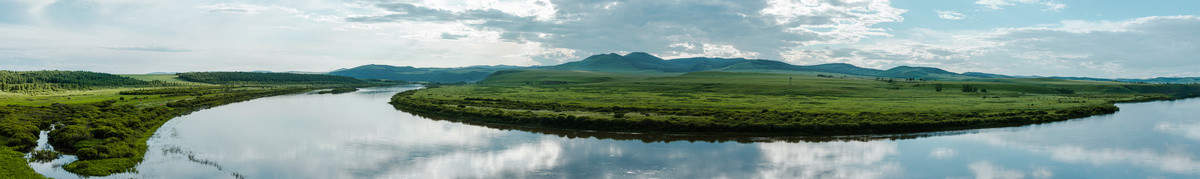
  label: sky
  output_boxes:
[0,0,1197,78]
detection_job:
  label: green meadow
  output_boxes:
[392,70,1199,134]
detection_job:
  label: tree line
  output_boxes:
[0,71,170,92]
[176,72,367,85]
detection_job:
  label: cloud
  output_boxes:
[970,130,1200,175]
[1155,122,1200,141]
[968,161,1053,179]
[376,141,563,178]
[931,148,958,159]
[104,46,193,52]
[757,141,901,179]
[976,0,1066,12]
[0,0,553,73]
[348,0,905,62]
[937,10,965,20]
[968,161,1027,179]
[439,33,468,39]
[787,16,1200,78]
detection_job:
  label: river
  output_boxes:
[29,85,1200,178]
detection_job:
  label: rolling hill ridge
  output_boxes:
[326,52,1199,83]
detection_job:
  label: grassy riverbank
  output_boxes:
[391,70,1199,135]
[0,71,400,177]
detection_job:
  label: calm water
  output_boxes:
[29,86,1200,178]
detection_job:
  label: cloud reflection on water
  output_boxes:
[756,141,900,179]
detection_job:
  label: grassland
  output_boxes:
[0,146,46,179]
[392,70,1199,135]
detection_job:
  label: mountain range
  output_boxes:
[328,65,525,83]
[323,52,1195,83]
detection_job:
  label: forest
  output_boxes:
[177,72,368,84]
[0,71,173,93]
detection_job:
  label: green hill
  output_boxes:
[331,52,1200,83]
[328,64,523,83]
[328,52,1002,82]
[546,52,991,80]
[548,52,692,72]
[480,70,653,84]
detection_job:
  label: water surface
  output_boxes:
[31,86,1200,178]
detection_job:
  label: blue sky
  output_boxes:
[0,0,1198,78]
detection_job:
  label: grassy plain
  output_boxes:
[393,70,1198,134]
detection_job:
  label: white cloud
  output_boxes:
[968,161,1027,179]
[0,0,555,73]
[976,0,1066,12]
[969,131,1200,175]
[1155,122,1200,141]
[351,0,906,64]
[379,140,563,178]
[784,16,1200,78]
[931,148,958,159]
[937,10,965,20]
[757,141,901,179]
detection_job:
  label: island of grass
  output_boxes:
[391,70,1200,135]
[0,71,401,177]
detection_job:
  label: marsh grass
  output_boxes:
[392,71,1199,134]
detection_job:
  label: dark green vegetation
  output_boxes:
[392,70,1200,135]
[328,64,523,83]
[1,71,402,177]
[0,146,46,179]
[318,88,359,94]
[0,71,173,93]
[178,72,368,84]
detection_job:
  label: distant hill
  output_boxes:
[331,52,1199,83]
[1128,77,1200,84]
[541,52,989,80]
[328,64,525,83]
[1044,76,1200,84]
[961,72,1013,78]
[177,72,367,84]
[792,63,884,76]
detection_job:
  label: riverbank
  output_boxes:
[0,71,403,177]
[390,71,1199,135]
[0,86,367,177]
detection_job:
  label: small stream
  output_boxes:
[26,128,81,178]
